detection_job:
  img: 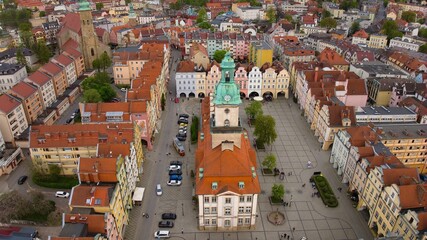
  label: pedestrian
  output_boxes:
[181,228,184,234]
[292,227,295,232]
[302,183,306,187]
[284,233,287,238]
[287,236,289,240]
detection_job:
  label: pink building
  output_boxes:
[206,64,221,95]
[335,78,368,107]
[234,66,248,97]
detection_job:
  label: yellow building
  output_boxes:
[249,41,273,68]
[393,210,427,240]
[368,34,388,49]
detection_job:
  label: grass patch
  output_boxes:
[312,175,338,208]
[33,173,79,189]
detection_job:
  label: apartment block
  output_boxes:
[0,63,27,93]
[0,94,28,144]
[29,123,136,175]
[39,62,67,97]
[63,46,85,77]
[175,60,206,98]
[366,77,416,106]
[52,54,77,86]
[249,41,273,68]
[350,61,408,80]
[8,81,43,123]
[355,106,418,124]
[26,70,56,109]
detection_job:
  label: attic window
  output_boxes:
[94,199,101,205]
[68,137,76,143]
[238,181,245,189]
[212,182,218,190]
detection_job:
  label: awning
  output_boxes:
[132,187,145,202]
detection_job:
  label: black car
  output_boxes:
[66,118,73,124]
[169,169,182,176]
[18,175,28,185]
[74,109,80,114]
[177,119,188,124]
[162,213,177,220]
[176,135,186,142]
[170,161,182,166]
[158,220,174,228]
[179,114,189,118]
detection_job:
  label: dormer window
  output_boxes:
[212,182,218,190]
[238,181,245,189]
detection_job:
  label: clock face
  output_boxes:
[224,108,230,114]
[224,95,231,102]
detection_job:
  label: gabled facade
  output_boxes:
[39,62,67,97]
[52,54,77,86]
[26,70,56,109]
[8,81,43,123]
[0,94,28,144]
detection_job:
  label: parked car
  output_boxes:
[154,230,170,238]
[74,109,80,114]
[161,213,177,220]
[170,161,182,166]
[179,114,189,118]
[179,126,187,131]
[179,123,188,127]
[169,169,182,176]
[70,113,76,119]
[168,165,181,171]
[156,184,162,196]
[178,129,187,135]
[177,119,188,124]
[169,175,182,181]
[17,175,27,185]
[167,180,182,186]
[176,134,186,142]
[55,191,70,198]
[120,88,126,92]
[158,221,174,228]
[66,118,73,124]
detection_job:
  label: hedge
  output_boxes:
[191,116,199,144]
[312,175,339,208]
[33,173,79,189]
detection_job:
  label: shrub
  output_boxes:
[191,116,199,143]
[312,175,339,208]
[271,184,285,202]
[33,171,79,189]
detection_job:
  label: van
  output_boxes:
[154,230,170,238]
[156,184,162,196]
[173,138,185,156]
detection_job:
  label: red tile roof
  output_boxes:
[398,184,427,209]
[80,101,147,122]
[54,54,73,66]
[64,214,106,234]
[79,157,118,183]
[26,70,51,86]
[318,48,349,66]
[353,29,369,38]
[346,78,367,95]
[383,168,420,186]
[418,212,427,231]
[177,60,196,72]
[70,185,113,208]
[9,81,37,99]
[97,143,130,157]
[0,94,21,114]
[60,13,81,35]
[40,62,63,76]
[327,106,356,127]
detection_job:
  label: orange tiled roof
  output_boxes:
[27,70,51,86]
[327,106,356,127]
[97,143,130,157]
[0,94,21,114]
[54,54,74,66]
[346,78,367,95]
[79,157,118,183]
[9,81,37,99]
[64,214,106,234]
[40,62,63,76]
[418,212,427,231]
[189,43,208,58]
[80,101,147,122]
[195,98,261,195]
[352,29,369,38]
[383,168,420,186]
[70,185,113,208]
[318,48,349,66]
[399,184,427,209]
[177,60,196,72]
[345,126,379,146]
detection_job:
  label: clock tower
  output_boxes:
[211,52,243,150]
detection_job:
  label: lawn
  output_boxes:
[312,175,339,208]
[33,173,79,189]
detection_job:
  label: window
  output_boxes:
[239,196,245,202]
[238,218,243,225]
[245,218,251,224]
[212,182,218,190]
[204,219,210,225]
[204,207,210,214]
[224,220,231,227]
[245,207,252,213]
[205,197,210,203]
[91,48,95,56]
[225,198,231,204]
[247,196,252,202]
[212,197,217,203]
[212,219,217,225]
[224,207,231,215]
[239,207,244,213]
[211,207,217,213]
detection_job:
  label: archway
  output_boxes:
[141,139,148,146]
[277,91,286,98]
[249,91,259,98]
[198,92,205,98]
[179,93,186,98]
[240,92,246,99]
[189,92,195,98]
[263,92,273,101]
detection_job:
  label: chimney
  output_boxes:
[314,67,319,81]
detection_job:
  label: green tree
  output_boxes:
[382,20,403,40]
[18,22,31,32]
[271,184,285,202]
[254,114,277,147]
[245,101,263,120]
[198,21,211,29]
[213,50,227,63]
[262,154,277,171]
[92,58,102,72]
[419,28,427,38]
[0,8,32,28]
[48,164,61,176]
[100,52,112,71]
[401,11,416,22]
[339,0,358,10]
[322,10,332,19]
[0,191,28,223]
[34,40,52,64]
[83,89,103,103]
[16,46,28,67]
[125,0,131,4]
[19,31,33,49]
[266,7,277,23]
[319,17,337,29]
[419,44,427,53]
[349,22,360,36]
[39,11,45,17]
[98,85,116,102]
[96,3,104,10]
[197,7,207,23]
[284,14,293,22]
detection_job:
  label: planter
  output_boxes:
[262,168,274,176]
[269,196,283,205]
[311,175,338,208]
[255,139,266,152]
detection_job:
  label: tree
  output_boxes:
[198,21,211,29]
[271,184,285,202]
[20,31,33,49]
[245,101,263,120]
[83,89,102,103]
[322,10,332,19]
[349,22,360,36]
[213,50,227,63]
[100,52,112,71]
[96,3,104,10]
[39,11,45,17]
[383,0,389,7]
[16,47,28,67]
[401,11,416,23]
[98,85,116,102]
[0,191,27,223]
[319,17,337,29]
[34,40,52,64]
[262,154,277,171]
[339,0,358,10]
[18,22,32,32]
[254,114,277,147]
[419,28,427,38]
[266,7,277,23]
[197,7,207,23]
[419,44,427,53]
[284,14,293,22]
[382,20,403,40]
[48,164,61,176]
[92,58,102,72]
[161,93,166,111]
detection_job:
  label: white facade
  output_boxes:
[282,1,308,13]
[52,59,77,86]
[175,71,202,98]
[0,65,27,93]
[0,130,5,152]
[330,130,351,179]
[389,36,422,52]
[235,7,265,21]
[355,106,418,123]
[0,97,28,143]
[126,142,139,195]
[247,67,262,97]
[198,193,258,230]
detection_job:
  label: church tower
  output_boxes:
[211,52,243,150]
[79,0,100,69]
[128,3,137,27]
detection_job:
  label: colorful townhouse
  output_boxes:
[8,81,43,123]
[39,62,68,97]
[249,41,273,68]
[0,94,29,145]
[25,70,56,109]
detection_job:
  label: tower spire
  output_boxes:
[128,3,136,19]
[78,0,91,11]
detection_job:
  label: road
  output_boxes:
[373,1,385,24]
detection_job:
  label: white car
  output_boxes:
[167,180,182,186]
[168,165,181,171]
[55,191,70,198]
[154,230,170,238]
[156,184,163,196]
[120,88,126,92]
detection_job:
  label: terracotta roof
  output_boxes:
[177,60,196,72]
[327,106,356,127]
[54,54,73,66]
[346,78,367,95]
[29,123,134,149]
[40,62,63,76]
[383,168,420,186]
[60,13,81,35]
[364,155,404,173]
[9,81,37,99]
[70,185,113,208]
[318,48,349,66]
[345,126,379,147]
[62,39,80,53]
[195,98,261,195]
[352,29,369,38]
[398,184,427,209]
[206,2,222,7]
[64,214,106,234]
[189,43,208,58]
[0,94,21,114]
[95,27,106,37]
[78,157,118,183]
[97,143,130,157]
[418,212,427,231]
[354,51,375,62]
[301,15,316,25]
[80,101,147,122]
[27,70,51,86]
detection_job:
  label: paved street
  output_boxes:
[124,53,372,240]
